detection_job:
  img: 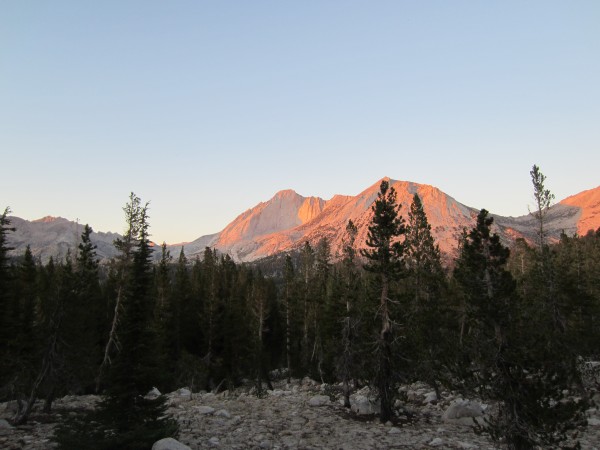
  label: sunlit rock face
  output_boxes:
[559,186,600,236]
[193,179,599,263]
[182,178,490,262]
[8,181,598,264]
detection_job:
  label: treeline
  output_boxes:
[1,167,599,449]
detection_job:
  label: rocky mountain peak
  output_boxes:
[559,185,600,236]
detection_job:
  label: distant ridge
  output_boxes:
[178,178,600,263]
[7,180,600,263]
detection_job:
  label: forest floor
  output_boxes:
[1,377,600,449]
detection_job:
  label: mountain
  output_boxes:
[7,180,600,264]
[559,186,600,236]
[180,179,600,263]
[6,216,121,263]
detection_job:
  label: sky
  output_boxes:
[1,1,599,244]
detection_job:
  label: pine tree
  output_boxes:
[530,164,555,252]
[0,207,15,394]
[71,224,102,393]
[529,164,564,334]
[337,220,362,407]
[283,255,295,381]
[360,180,406,422]
[12,246,39,411]
[250,271,274,393]
[454,209,585,449]
[201,247,221,390]
[97,193,143,390]
[54,195,177,450]
[299,241,315,374]
[404,193,447,398]
[312,237,332,381]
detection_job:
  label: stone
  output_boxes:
[177,388,191,399]
[203,392,217,401]
[350,393,381,415]
[152,437,192,450]
[429,437,443,447]
[308,395,330,407]
[0,419,13,429]
[215,409,231,418]
[195,405,216,415]
[208,436,220,446]
[388,427,402,434]
[588,417,600,426]
[145,387,162,400]
[442,400,483,421]
[424,391,438,404]
[268,389,292,397]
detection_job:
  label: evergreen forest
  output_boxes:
[1,167,599,449]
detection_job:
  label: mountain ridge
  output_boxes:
[6,178,600,263]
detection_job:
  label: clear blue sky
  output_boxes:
[1,1,599,244]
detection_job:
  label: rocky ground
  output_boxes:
[1,378,600,449]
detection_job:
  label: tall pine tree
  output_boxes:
[361,180,406,422]
[55,195,177,450]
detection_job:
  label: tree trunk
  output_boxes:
[378,275,394,423]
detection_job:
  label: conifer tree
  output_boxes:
[530,164,555,252]
[0,207,15,394]
[201,246,220,390]
[312,237,332,381]
[454,209,585,449]
[283,255,295,381]
[404,193,447,398]
[12,246,39,410]
[250,271,274,393]
[337,220,362,407]
[71,224,102,392]
[299,241,315,373]
[97,193,143,390]
[55,194,177,450]
[361,180,406,422]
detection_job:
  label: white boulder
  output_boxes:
[442,399,484,425]
[152,437,192,450]
[350,391,381,415]
[145,387,162,400]
[308,395,330,407]
[195,405,216,415]
[429,437,444,447]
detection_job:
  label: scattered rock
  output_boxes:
[214,409,231,418]
[0,419,12,429]
[268,389,292,397]
[350,391,381,415]
[588,417,600,426]
[308,395,330,407]
[429,437,444,446]
[177,388,192,398]
[152,437,192,450]
[145,387,162,400]
[1,379,598,450]
[423,391,438,404]
[195,405,216,415]
[442,399,484,425]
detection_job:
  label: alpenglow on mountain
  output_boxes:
[7,178,600,263]
[168,178,600,263]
